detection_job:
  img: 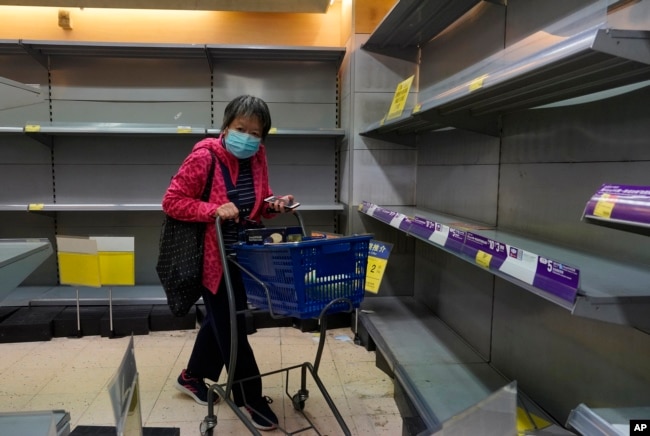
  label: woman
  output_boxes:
[162,95,294,431]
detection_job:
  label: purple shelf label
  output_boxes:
[445,227,466,253]
[409,217,435,240]
[462,232,508,269]
[583,183,650,225]
[372,207,398,225]
[532,257,579,303]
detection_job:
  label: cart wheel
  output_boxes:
[292,393,306,411]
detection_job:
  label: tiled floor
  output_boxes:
[0,326,402,435]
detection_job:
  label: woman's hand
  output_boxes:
[215,202,240,222]
[267,195,296,213]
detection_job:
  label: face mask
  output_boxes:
[224,130,261,159]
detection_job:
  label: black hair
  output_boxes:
[220,95,272,140]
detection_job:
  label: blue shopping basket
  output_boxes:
[233,235,373,319]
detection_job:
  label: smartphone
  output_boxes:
[264,196,300,209]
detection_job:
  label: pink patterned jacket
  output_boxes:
[162,136,274,294]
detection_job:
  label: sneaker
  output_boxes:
[246,396,278,431]
[175,369,219,406]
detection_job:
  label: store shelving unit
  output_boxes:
[354,1,650,433]
[0,239,53,301]
[361,0,490,62]
[567,404,650,436]
[361,1,650,139]
[359,202,650,332]
[0,39,347,315]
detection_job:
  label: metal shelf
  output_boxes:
[26,203,163,212]
[361,2,650,138]
[206,44,345,69]
[0,238,53,302]
[5,40,345,71]
[359,203,650,332]
[567,404,650,435]
[206,127,345,139]
[362,0,488,62]
[15,203,344,213]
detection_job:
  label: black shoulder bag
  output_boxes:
[156,150,216,317]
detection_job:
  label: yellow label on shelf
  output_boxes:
[269,127,277,134]
[25,124,41,132]
[469,75,488,92]
[97,251,135,286]
[593,193,616,219]
[57,252,102,287]
[364,256,387,294]
[176,126,192,133]
[516,407,551,433]
[412,103,422,113]
[475,250,492,268]
[386,75,415,121]
[28,203,45,211]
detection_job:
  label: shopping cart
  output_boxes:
[200,212,372,435]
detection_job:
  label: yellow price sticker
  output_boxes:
[268,127,277,134]
[365,256,387,294]
[412,103,422,113]
[475,250,492,268]
[469,75,488,92]
[386,75,415,121]
[25,124,41,133]
[177,126,192,133]
[593,193,616,219]
[28,203,45,211]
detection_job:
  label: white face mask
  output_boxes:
[224,130,261,159]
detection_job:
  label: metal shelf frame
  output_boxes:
[361,1,650,138]
[359,203,650,333]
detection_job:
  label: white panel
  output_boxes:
[268,165,335,203]
[53,164,178,203]
[0,165,54,203]
[416,164,498,225]
[213,101,337,130]
[0,101,50,126]
[52,136,194,164]
[352,148,417,205]
[352,92,417,147]
[212,60,337,103]
[51,101,211,125]
[419,129,500,165]
[498,161,650,264]
[51,57,210,101]
[353,34,418,93]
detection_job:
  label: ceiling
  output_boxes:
[0,0,334,13]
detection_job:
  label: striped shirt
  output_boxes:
[222,158,255,248]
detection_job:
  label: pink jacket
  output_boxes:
[162,136,274,294]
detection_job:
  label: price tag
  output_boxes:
[412,103,422,114]
[475,250,492,268]
[365,240,393,294]
[389,213,407,229]
[428,222,450,247]
[28,203,44,211]
[269,127,277,134]
[593,193,616,219]
[25,124,41,132]
[176,126,192,133]
[469,75,487,92]
[499,245,538,285]
[386,75,414,121]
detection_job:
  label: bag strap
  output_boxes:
[218,156,239,206]
[201,150,216,202]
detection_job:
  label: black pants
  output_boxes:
[186,262,262,406]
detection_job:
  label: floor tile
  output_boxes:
[0,326,402,435]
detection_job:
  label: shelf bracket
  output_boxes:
[19,41,49,71]
[593,29,650,66]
